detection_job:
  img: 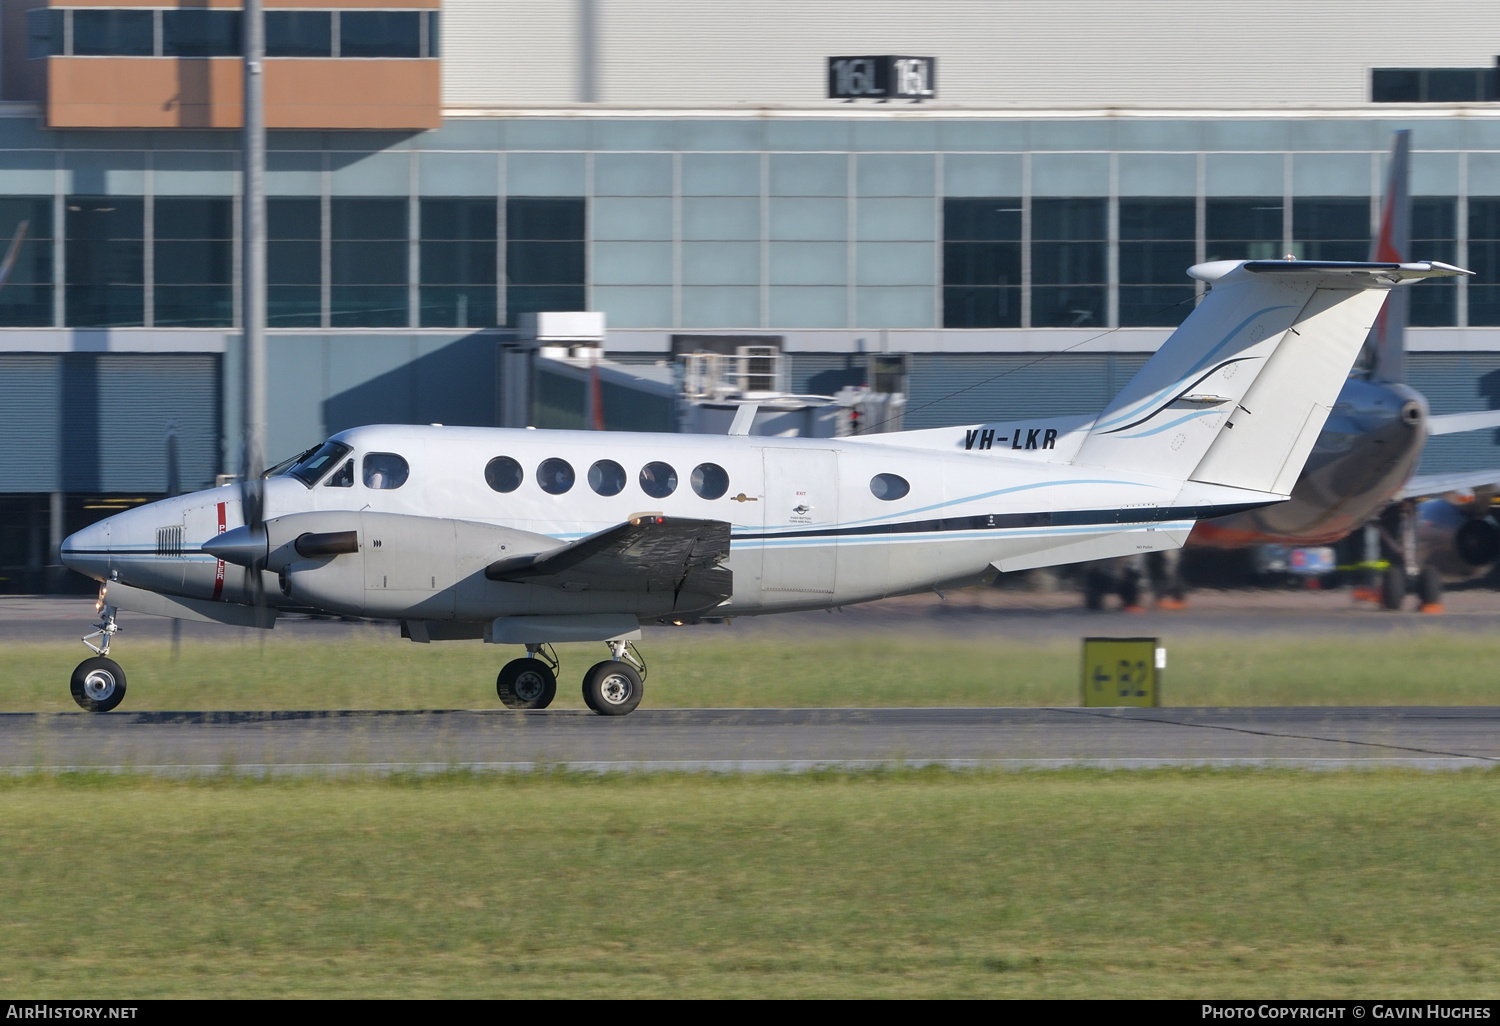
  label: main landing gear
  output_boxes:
[72,600,126,712]
[495,640,646,716]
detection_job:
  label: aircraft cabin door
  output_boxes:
[760,447,839,597]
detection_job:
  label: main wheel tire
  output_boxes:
[1382,565,1407,611]
[582,660,643,717]
[70,657,127,713]
[1083,569,1109,611]
[496,658,557,710]
[1418,564,1444,608]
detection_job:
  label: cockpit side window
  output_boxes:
[326,460,354,487]
[363,452,409,490]
[288,441,353,487]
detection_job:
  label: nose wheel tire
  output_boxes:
[582,660,643,716]
[71,657,127,713]
[497,658,557,710]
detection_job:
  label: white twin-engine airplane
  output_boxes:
[61,258,1469,715]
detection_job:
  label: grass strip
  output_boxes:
[1,769,1497,997]
[5,630,1500,711]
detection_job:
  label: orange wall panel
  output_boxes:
[47,57,440,129]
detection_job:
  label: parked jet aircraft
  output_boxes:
[1091,131,1500,610]
[61,258,1468,714]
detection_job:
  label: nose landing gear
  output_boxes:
[73,601,126,712]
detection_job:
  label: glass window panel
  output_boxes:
[1468,200,1500,327]
[1410,197,1456,327]
[1031,285,1106,328]
[1033,242,1104,287]
[507,197,584,240]
[338,11,420,59]
[268,287,321,328]
[427,12,440,58]
[269,198,320,241]
[155,240,231,285]
[1292,198,1368,261]
[266,11,331,58]
[72,10,153,56]
[421,198,495,241]
[421,199,495,326]
[942,242,1020,287]
[1426,68,1483,103]
[419,285,495,328]
[26,8,64,59]
[1032,198,1105,242]
[155,197,232,241]
[942,198,1022,328]
[943,286,1019,329]
[507,241,583,286]
[162,10,240,58]
[1372,69,1421,103]
[331,241,406,284]
[507,285,585,321]
[1118,240,1196,287]
[155,285,233,327]
[1119,285,1195,328]
[1206,198,1283,263]
[1118,198,1194,241]
[332,198,406,241]
[330,286,407,327]
[943,198,1021,242]
[66,197,143,327]
[0,197,53,327]
[268,240,319,285]
[1118,199,1195,322]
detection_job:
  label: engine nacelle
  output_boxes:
[1416,498,1500,579]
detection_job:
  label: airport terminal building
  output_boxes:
[2,0,1499,588]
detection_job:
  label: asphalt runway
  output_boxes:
[3,706,1497,775]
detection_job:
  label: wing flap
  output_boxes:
[485,515,733,606]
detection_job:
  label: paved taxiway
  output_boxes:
[3,706,1497,774]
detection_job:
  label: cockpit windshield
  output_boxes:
[286,441,353,487]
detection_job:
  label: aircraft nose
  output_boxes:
[61,519,111,582]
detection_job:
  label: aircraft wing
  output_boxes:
[1399,469,1500,500]
[1427,409,1500,436]
[485,515,732,602]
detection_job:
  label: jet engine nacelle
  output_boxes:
[1416,498,1500,579]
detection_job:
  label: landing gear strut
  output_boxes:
[73,600,126,712]
[496,644,558,709]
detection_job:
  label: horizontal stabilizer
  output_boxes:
[1426,409,1500,436]
[1400,469,1500,501]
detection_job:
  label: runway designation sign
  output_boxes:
[1082,637,1163,707]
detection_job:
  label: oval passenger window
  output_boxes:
[485,456,523,493]
[691,463,729,500]
[588,459,627,496]
[870,473,909,501]
[363,453,409,489]
[639,461,678,498]
[538,458,575,495]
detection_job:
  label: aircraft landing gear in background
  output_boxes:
[497,644,558,709]
[581,640,645,716]
[73,601,126,712]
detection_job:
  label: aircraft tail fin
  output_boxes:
[1364,129,1412,382]
[1071,259,1468,495]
